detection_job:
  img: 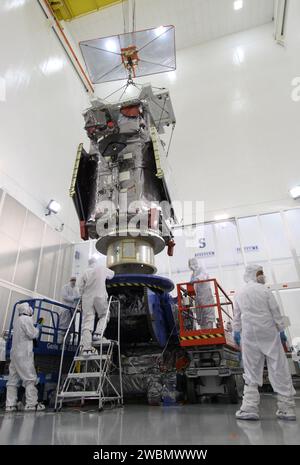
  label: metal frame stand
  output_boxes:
[54,297,123,412]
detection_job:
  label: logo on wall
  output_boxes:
[237,246,259,253]
[195,238,215,257]
[198,238,206,248]
[195,251,215,258]
[195,238,259,257]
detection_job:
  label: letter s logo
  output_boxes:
[198,238,206,249]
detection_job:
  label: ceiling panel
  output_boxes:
[67,0,275,51]
[49,0,122,21]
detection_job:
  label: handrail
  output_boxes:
[55,298,82,411]
[98,296,112,400]
[55,295,121,410]
[8,298,78,347]
[177,278,235,338]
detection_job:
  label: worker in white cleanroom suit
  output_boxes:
[59,277,80,343]
[233,264,296,421]
[78,257,115,355]
[5,303,45,412]
[188,258,215,329]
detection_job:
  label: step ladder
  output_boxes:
[54,297,123,411]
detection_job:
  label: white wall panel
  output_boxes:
[285,209,300,256]
[36,226,61,298]
[0,194,26,282]
[0,287,11,333]
[68,0,274,50]
[279,289,300,341]
[14,211,44,290]
[0,0,90,243]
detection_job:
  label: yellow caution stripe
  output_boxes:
[180,333,224,341]
[107,282,164,292]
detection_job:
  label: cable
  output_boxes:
[122,0,127,34]
[138,26,172,53]
[150,96,171,117]
[166,124,175,158]
[81,43,121,57]
[157,95,167,130]
[93,62,124,84]
[132,0,136,32]
[138,58,175,71]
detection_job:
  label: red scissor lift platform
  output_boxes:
[177,279,244,404]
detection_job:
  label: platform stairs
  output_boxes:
[54,297,123,411]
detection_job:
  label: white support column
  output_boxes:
[280,210,300,281]
[235,216,247,267]
[0,189,6,219]
[212,223,224,284]
[53,235,62,302]
[34,222,47,293]
[2,289,12,335]
[11,209,28,284]
[274,0,288,45]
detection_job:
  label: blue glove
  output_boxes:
[234,331,241,346]
[280,331,287,343]
[36,323,42,331]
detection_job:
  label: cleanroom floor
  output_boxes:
[0,394,300,445]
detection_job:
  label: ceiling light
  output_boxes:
[289,186,300,199]
[234,0,243,10]
[214,214,230,221]
[45,200,61,216]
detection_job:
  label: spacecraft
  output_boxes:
[70,25,180,400]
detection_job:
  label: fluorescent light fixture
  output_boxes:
[40,57,64,75]
[104,39,118,53]
[234,0,243,10]
[214,213,230,221]
[154,26,167,37]
[46,200,61,216]
[289,185,300,199]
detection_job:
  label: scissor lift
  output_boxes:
[177,279,243,404]
[2,298,81,407]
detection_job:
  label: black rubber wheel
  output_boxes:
[48,391,56,409]
[186,377,197,404]
[235,374,244,398]
[225,375,239,404]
